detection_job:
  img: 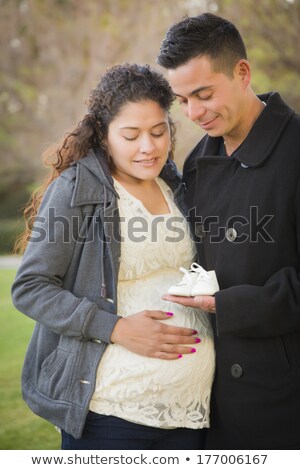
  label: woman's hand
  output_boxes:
[110,310,200,360]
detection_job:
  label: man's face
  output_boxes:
[167,55,247,140]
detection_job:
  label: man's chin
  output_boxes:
[203,129,223,138]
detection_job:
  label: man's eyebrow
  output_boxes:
[175,85,213,99]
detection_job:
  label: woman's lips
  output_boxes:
[134,157,159,166]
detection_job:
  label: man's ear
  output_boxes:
[234,59,251,88]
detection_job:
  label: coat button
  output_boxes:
[226,227,238,242]
[231,363,243,378]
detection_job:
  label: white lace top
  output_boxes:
[89,177,215,429]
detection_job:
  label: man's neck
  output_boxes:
[223,96,266,157]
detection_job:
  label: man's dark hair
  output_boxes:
[157,13,247,76]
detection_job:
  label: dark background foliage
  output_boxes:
[0,0,299,252]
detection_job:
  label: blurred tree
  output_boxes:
[0,0,199,224]
[0,0,299,238]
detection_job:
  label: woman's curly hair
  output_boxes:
[15,63,175,253]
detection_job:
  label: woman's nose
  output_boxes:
[139,135,156,154]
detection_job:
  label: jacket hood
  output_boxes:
[199,92,295,167]
[69,148,117,207]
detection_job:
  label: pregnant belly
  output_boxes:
[94,269,214,402]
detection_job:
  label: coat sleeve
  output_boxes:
[11,174,121,343]
[215,180,300,338]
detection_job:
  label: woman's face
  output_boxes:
[106,100,171,184]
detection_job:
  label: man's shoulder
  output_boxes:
[183,135,208,175]
[286,108,300,130]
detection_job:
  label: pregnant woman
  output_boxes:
[12,63,215,450]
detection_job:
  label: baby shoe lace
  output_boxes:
[189,263,211,281]
[178,263,210,284]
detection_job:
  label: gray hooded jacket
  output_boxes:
[11,148,186,439]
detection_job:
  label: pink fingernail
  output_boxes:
[191,348,197,353]
[195,338,201,343]
[178,354,183,359]
[193,330,198,335]
[166,312,174,316]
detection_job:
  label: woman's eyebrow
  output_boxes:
[120,121,168,130]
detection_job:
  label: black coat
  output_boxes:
[183,92,300,449]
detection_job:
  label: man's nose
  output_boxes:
[187,101,206,121]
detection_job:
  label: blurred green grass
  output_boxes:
[0,268,60,449]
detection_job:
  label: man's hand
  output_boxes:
[162,294,216,313]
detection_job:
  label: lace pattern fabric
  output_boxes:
[90,178,215,429]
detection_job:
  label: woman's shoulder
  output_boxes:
[37,167,80,219]
[61,165,77,182]
[45,167,77,200]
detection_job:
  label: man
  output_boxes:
[158,13,300,449]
